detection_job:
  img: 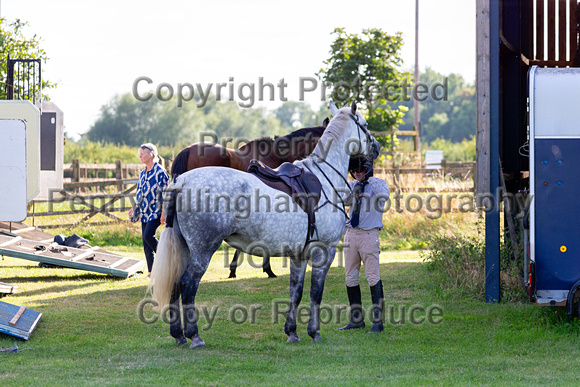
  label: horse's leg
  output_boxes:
[284,257,308,343]
[180,252,213,349]
[168,283,187,345]
[228,249,241,278]
[307,245,336,342]
[262,256,277,278]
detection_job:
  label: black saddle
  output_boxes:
[247,160,322,244]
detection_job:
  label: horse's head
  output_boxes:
[329,100,376,159]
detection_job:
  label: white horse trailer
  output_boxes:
[528,66,580,314]
[0,101,40,221]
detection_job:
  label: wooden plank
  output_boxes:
[108,257,130,269]
[0,235,21,247]
[476,0,490,198]
[63,179,138,190]
[548,0,556,61]
[0,246,143,277]
[373,130,419,137]
[27,206,133,217]
[0,282,17,295]
[537,0,545,61]
[122,261,147,276]
[70,250,95,262]
[11,226,36,234]
[0,301,42,340]
[528,0,535,62]
[570,0,577,64]
[529,59,573,66]
[0,236,145,277]
[559,0,568,61]
[8,305,26,326]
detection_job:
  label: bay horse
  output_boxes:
[170,119,329,279]
[150,101,378,348]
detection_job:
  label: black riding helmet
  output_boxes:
[348,156,373,179]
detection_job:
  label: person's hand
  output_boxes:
[128,207,134,218]
[353,180,367,198]
[160,210,166,225]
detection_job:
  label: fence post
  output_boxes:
[472,162,477,194]
[394,165,401,192]
[115,160,123,193]
[72,159,80,183]
[72,159,80,193]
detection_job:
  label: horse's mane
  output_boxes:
[278,125,325,141]
[237,137,274,152]
[171,146,191,181]
[315,110,350,149]
[237,125,325,152]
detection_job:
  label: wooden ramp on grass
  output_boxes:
[0,223,144,278]
[0,282,17,298]
[0,301,42,340]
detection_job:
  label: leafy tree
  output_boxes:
[0,18,56,100]
[84,93,285,146]
[317,28,410,151]
[87,94,209,146]
[274,101,321,128]
[395,68,475,143]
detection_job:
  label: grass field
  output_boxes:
[2,240,580,385]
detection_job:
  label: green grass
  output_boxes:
[2,246,580,385]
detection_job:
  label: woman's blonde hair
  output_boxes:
[139,143,159,163]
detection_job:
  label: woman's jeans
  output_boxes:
[142,217,161,273]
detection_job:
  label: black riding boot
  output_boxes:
[368,280,384,333]
[338,285,366,330]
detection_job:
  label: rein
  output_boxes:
[349,113,373,155]
[308,112,373,220]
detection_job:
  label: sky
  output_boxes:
[2,0,476,140]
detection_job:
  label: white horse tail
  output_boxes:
[147,181,184,309]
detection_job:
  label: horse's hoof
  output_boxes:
[266,272,277,278]
[311,333,322,343]
[286,333,300,343]
[228,272,236,279]
[190,336,206,349]
[175,336,188,346]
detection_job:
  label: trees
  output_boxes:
[84,93,285,146]
[317,28,410,150]
[0,18,56,100]
[395,68,476,143]
[274,101,329,128]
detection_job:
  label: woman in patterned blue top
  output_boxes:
[128,143,169,276]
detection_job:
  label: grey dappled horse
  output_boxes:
[149,101,377,348]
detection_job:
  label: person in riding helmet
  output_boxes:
[339,156,390,333]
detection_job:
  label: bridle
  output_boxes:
[349,112,373,157]
[306,111,375,219]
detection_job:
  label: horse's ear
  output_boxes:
[322,117,330,127]
[329,100,338,116]
[351,100,357,115]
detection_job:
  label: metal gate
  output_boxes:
[5,54,42,104]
